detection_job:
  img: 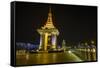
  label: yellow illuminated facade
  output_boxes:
[37,7,59,51]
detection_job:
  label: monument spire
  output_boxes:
[44,6,55,29]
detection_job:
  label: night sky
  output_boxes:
[15,2,97,45]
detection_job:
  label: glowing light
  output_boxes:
[68,50,72,53]
[91,40,95,44]
[92,48,96,52]
[88,49,90,52]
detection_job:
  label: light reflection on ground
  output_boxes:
[16,51,83,65]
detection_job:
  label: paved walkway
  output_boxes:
[16,51,83,65]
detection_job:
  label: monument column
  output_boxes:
[44,33,48,51]
[39,33,42,50]
[52,34,57,49]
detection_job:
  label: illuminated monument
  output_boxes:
[37,7,59,51]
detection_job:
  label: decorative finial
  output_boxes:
[49,6,51,13]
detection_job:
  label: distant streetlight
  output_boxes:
[91,40,95,44]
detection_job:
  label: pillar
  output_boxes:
[52,35,57,49]
[44,33,48,51]
[39,34,42,50]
